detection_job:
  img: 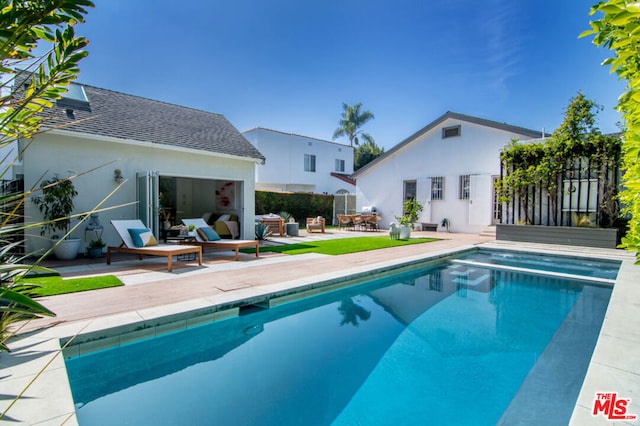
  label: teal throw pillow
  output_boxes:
[198,226,221,241]
[128,228,158,247]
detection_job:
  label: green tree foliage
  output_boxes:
[1,0,93,144]
[581,0,640,257]
[0,0,94,352]
[332,102,375,146]
[354,139,385,170]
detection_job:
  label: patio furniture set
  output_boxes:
[337,214,380,231]
[102,213,329,272]
[260,215,326,235]
[107,219,259,272]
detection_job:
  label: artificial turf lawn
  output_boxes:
[19,274,124,297]
[242,236,439,256]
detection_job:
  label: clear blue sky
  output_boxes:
[73,0,624,150]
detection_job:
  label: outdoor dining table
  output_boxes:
[337,214,380,231]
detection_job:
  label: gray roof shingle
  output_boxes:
[37,82,265,162]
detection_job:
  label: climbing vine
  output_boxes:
[497,93,622,227]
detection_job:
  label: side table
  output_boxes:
[285,222,299,237]
[166,235,197,260]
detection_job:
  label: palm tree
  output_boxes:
[332,102,375,146]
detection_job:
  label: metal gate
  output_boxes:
[332,193,356,225]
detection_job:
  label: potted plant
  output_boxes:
[187,224,196,236]
[32,174,81,260]
[87,238,106,258]
[395,198,423,239]
[113,168,123,183]
[255,222,272,240]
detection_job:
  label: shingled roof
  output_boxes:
[35,82,265,162]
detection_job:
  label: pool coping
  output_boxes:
[0,241,637,425]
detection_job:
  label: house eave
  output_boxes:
[45,128,266,164]
[330,172,356,186]
[352,111,545,178]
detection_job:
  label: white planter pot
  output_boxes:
[399,225,412,240]
[52,238,81,260]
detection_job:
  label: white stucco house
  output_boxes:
[242,127,355,195]
[352,112,545,234]
[14,81,265,254]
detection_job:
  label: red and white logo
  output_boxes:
[592,392,638,421]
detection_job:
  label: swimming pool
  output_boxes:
[455,249,621,281]
[63,249,615,425]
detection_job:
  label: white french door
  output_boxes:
[137,171,160,237]
[468,174,492,226]
[417,177,432,223]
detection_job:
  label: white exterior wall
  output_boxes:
[356,118,536,233]
[243,128,354,194]
[23,131,257,253]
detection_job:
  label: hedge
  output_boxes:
[255,191,334,226]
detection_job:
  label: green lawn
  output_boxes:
[244,236,439,256]
[18,274,124,297]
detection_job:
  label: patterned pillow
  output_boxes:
[128,228,158,247]
[197,226,221,241]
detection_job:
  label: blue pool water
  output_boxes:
[456,249,620,280]
[65,251,614,425]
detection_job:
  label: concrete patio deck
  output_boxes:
[24,229,489,329]
[1,229,638,425]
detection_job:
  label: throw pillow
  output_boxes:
[128,228,158,247]
[217,214,231,222]
[197,226,221,241]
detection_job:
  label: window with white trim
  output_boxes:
[335,159,345,172]
[431,176,444,200]
[459,175,470,199]
[402,180,418,216]
[403,180,417,202]
[304,154,316,172]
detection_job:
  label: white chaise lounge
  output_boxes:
[107,220,202,272]
[182,218,259,261]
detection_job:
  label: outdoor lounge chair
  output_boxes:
[306,216,325,233]
[182,218,259,261]
[259,214,285,236]
[107,220,202,272]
